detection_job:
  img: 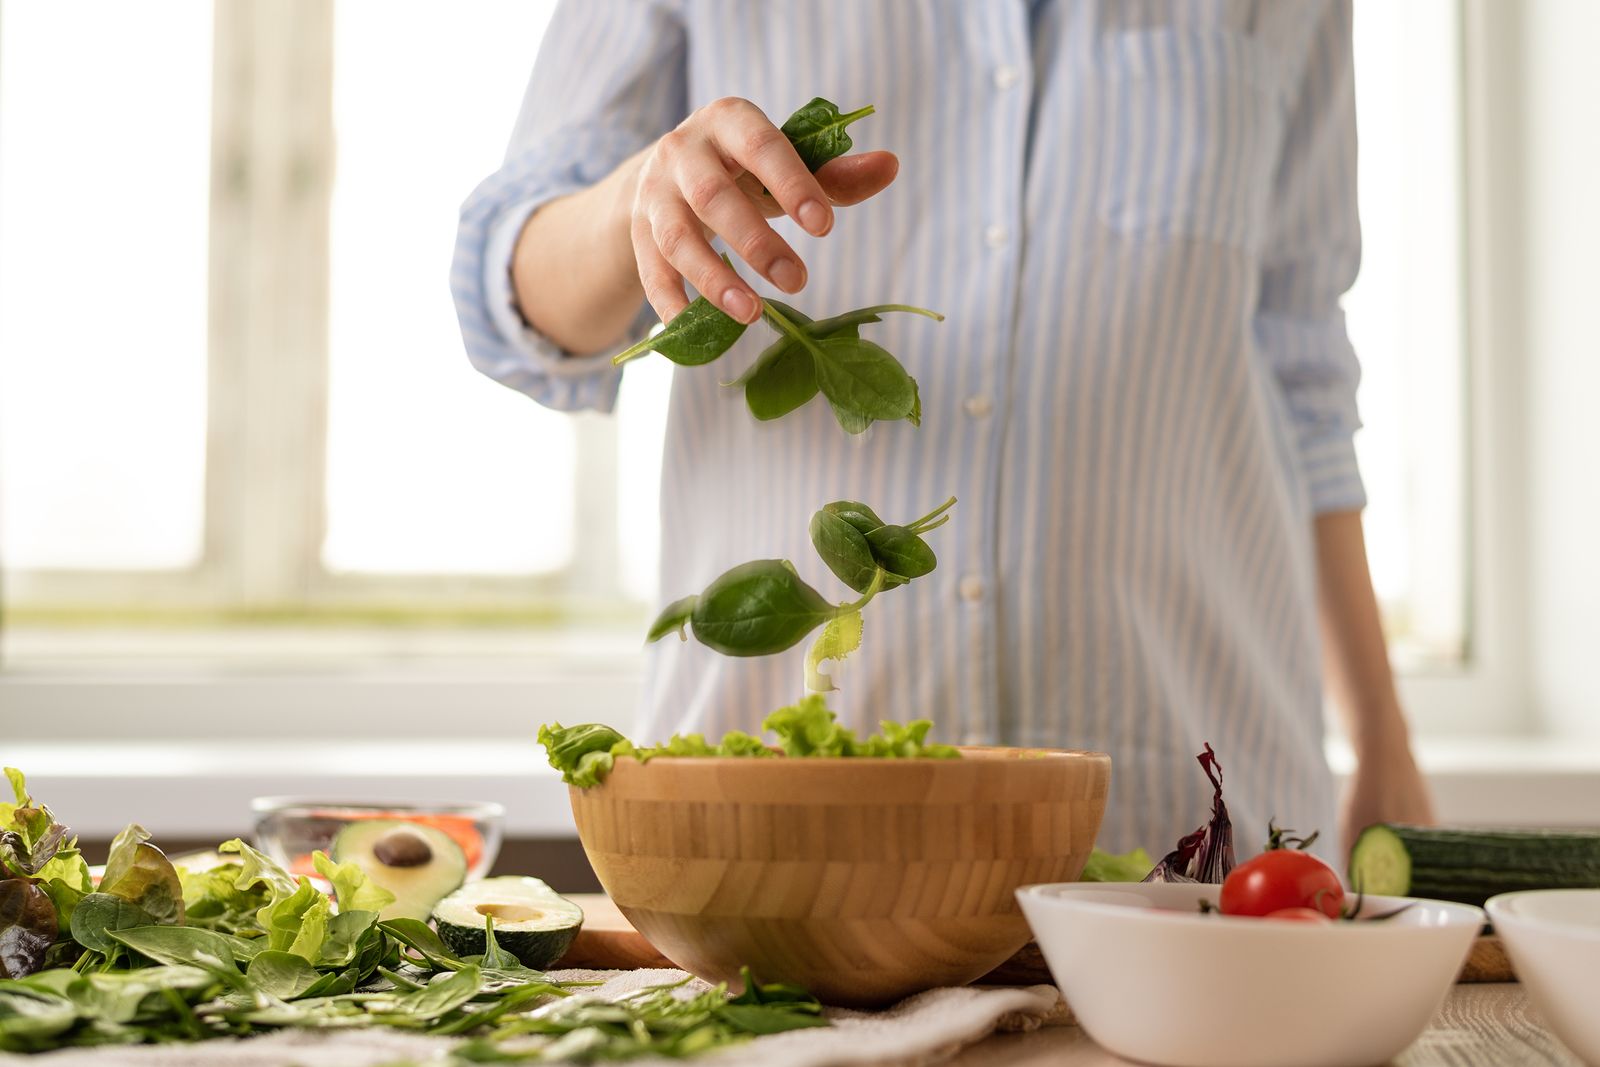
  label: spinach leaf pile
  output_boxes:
[540,695,959,789]
[0,769,826,1056]
[613,99,943,435]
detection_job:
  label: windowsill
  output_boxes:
[12,735,1600,842]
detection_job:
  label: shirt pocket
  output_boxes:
[1094,28,1287,252]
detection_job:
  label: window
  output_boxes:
[1346,0,1468,669]
[0,1,1489,735]
[1,0,665,640]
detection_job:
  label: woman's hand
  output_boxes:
[1340,726,1436,857]
[625,96,898,324]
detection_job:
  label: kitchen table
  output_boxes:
[949,984,1580,1066]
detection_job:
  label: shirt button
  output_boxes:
[984,224,1009,249]
[993,65,1021,90]
[959,575,985,602]
[964,394,993,418]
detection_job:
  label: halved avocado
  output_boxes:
[330,819,466,921]
[431,876,583,968]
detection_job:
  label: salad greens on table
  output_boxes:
[540,695,959,788]
[0,769,825,1057]
[613,98,943,436]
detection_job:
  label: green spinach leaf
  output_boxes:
[612,296,747,367]
[67,893,159,956]
[865,523,937,580]
[645,595,699,643]
[780,97,876,171]
[247,950,322,1000]
[812,335,918,429]
[688,559,838,656]
[809,509,880,594]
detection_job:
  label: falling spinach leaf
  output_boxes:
[646,497,954,696]
[809,510,880,594]
[745,338,821,421]
[687,560,839,657]
[780,97,876,172]
[812,335,918,428]
[646,595,699,642]
[865,524,937,580]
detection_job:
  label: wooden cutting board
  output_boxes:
[556,894,675,970]
[554,894,1516,983]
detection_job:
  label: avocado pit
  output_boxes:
[372,826,434,868]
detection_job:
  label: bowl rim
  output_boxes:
[1486,888,1600,943]
[249,796,506,818]
[1018,881,1486,933]
[591,745,1109,769]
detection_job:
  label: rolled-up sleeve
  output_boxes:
[1255,0,1366,514]
[451,0,686,413]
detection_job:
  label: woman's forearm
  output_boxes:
[510,149,650,357]
[1314,510,1408,747]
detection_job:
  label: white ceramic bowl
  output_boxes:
[1486,889,1600,1066]
[1017,882,1484,1067]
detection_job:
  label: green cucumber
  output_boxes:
[431,876,583,969]
[1349,824,1600,906]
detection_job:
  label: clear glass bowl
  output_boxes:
[251,797,504,881]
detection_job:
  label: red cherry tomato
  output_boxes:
[1264,907,1335,924]
[1220,849,1345,918]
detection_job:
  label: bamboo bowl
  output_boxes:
[566,746,1111,1006]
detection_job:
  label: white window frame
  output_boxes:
[2,0,1536,742]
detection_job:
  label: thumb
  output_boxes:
[815,151,899,207]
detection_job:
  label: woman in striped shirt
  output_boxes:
[452,0,1434,859]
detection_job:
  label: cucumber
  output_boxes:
[1349,824,1600,906]
[431,876,583,969]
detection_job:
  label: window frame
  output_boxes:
[2,0,626,621]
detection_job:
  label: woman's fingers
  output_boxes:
[631,97,891,323]
[814,150,899,206]
[702,97,834,238]
[673,152,806,294]
[648,199,761,323]
[630,212,689,322]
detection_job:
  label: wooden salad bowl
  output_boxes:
[566,746,1111,1007]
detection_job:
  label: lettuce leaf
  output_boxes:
[311,851,395,915]
[541,698,958,788]
[1079,847,1155,882]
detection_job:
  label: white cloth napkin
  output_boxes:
[0,970,1068,1067]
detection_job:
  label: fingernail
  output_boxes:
[769,257,805,293]
[723,288,758,322]
[797,199,830,236]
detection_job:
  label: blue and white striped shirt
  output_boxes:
[453,0,1362,855]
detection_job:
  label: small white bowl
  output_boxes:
[1486,889,1600,1065]
[1017,882,1483,1067]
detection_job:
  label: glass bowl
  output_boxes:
[251,797,504,881]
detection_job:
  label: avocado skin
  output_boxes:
[436,920,581,970]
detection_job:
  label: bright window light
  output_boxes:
[0,1,212,571]
[322,0,573,575]
[1347,0,1468,665]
